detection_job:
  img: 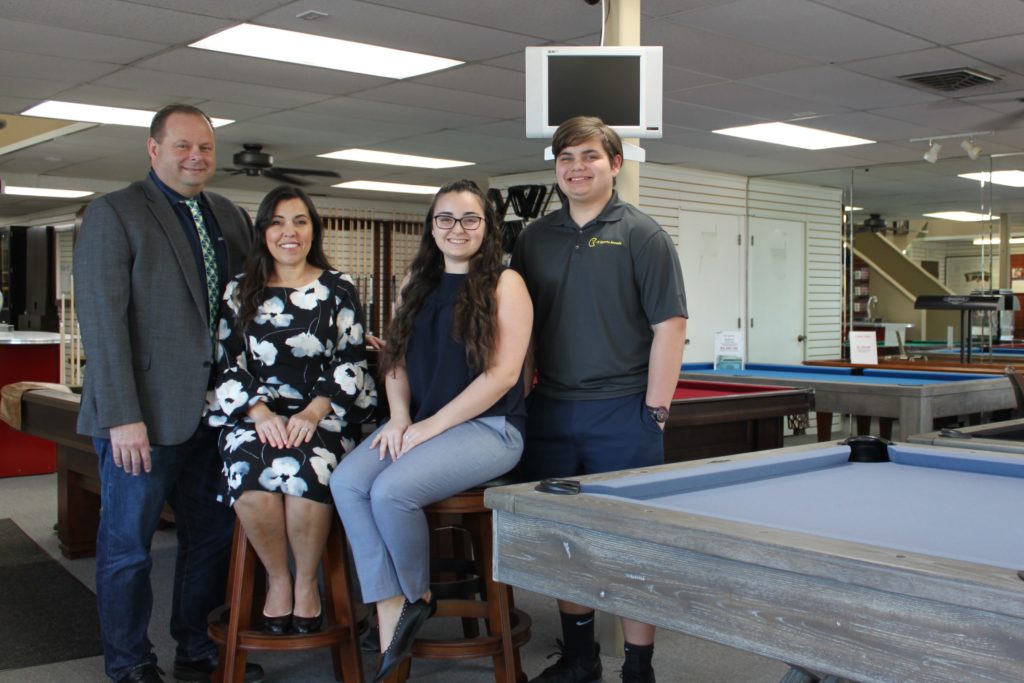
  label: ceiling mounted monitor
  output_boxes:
[525,46,663,139]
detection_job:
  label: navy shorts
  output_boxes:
[519,391,664,482]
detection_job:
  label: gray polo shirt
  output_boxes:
[511,192,687,400]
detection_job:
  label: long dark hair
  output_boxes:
[382,179,504,375]
[234,185,333,333]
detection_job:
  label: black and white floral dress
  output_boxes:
[206,270,377,506]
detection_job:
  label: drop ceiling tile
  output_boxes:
[669,82,850,122]
[2,0,234,44]
[954,35,1024,77]
[94,67,329,109]
[642,19,816,79]
[0,19,162,63]
[816,0,1024,44]
[135,50,385,97]
[741,67,941,109]
[674,0,931,63]
[661,99,765,132]
[127,0,293,20]
[413,65,524,100]
[0,51,119,85]
[258,0,533,62]
[298,97,497,131]
[873,101,1012,133]
[352,0,606,41]
[352,82,522,120]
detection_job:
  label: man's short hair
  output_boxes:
[551,116,623,162]
[149,104,213,141]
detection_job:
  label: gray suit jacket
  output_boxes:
[75,176,254,445]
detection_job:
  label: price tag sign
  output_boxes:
[849,331,879,365]
[714,330,744,370]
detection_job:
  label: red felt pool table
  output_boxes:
[663,379,812,463]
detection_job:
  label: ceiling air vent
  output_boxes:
[899,68,1000,92]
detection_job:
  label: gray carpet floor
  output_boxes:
[0,436,823,683]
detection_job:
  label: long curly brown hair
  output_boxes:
[381,179,504,376]
[234,185,333,333]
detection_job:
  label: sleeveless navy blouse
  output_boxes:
[404,272,526,435]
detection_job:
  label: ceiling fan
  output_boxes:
[219,143,340,186]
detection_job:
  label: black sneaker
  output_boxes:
[172,654,264,683]
[117,665,166,683]
[620,660,655,683]
[529,640,602,683]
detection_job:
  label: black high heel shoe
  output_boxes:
[373,595,437,682]
[292,607,323,634]
[261,611,292,636]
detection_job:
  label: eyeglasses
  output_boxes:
[434,214,483,231]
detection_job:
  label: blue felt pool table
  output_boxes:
[679,362,1016,441]
[485,440,1024,683]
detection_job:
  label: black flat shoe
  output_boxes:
[261,611,292,635]
[373,596,437,682]
[292,608,323,634]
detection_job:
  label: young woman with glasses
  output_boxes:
[331,179,532,681]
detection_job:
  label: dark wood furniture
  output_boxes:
[208,516,364,683]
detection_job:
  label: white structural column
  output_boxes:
[604,0,641,207]
[597,0,641,659]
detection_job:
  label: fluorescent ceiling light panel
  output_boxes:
[334,180,439,195]
[319,148,473,169]
[4,186,93,198]
[844,206,863,211]
[923,211,992,222]
[958,171,1024,188]
[973,237,1024,245]
[712,122,874,150]
[190,24,462,79]
[22,101,233,128]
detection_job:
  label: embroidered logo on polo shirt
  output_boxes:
[588,237,623,247]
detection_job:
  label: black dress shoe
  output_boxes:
[292,607,323,634]
[173,654,265,683]
[373,596,437,682]
[261,611,292,636]
[117,665,166,683]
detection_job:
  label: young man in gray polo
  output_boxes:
[512,115,688,683]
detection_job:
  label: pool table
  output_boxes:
[805,357,1018,375]
[680,363,1016,441]
[485,440,1024,683]
[909,416,1024,453]
[662,380,811,463]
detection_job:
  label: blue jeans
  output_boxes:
[94,426,234,681]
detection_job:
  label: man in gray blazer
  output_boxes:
[75,104,262,683]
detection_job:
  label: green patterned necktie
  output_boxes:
[183,198,219,337]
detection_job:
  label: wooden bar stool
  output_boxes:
[384,481,531,683]
[208,515,364,683]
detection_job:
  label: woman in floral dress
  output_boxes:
[207,185,376,634]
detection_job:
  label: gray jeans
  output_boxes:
[330,416,522,603]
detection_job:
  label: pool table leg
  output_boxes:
[815,412,833,441]
[855,415,872,435]
[877,417,894,440]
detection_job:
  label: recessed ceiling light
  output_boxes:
[190,24,462,79]
[22,101,233,128]
[333,180,439,195]
[844,206,863,211]
[923,211,992,222]
[319,149,473,169]
[3,186,93,198]
[712,122,874,150]
[958,171,1024,188]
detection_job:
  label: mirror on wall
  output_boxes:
[750,148,1024,350]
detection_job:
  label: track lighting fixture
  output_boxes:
[961,138,982,161]
[923,141,941,164]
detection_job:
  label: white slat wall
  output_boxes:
[748,178,843,360]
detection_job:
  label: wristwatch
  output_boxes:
[646,405,669,424]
